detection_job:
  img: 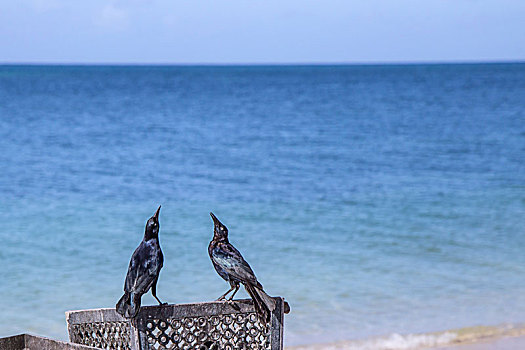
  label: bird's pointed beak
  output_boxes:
[210,212,218,223]
[154,205,161,220]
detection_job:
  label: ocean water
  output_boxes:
[0,64,524,346]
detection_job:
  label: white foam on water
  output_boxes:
[290,332,457,350]
[346,332,456,350]
[288,323,525,350]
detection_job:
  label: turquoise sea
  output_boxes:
[0,64,524,346]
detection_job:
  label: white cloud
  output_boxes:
[96,1,129,30]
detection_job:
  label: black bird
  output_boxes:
[208,212,277,325]
[116,206,166,318]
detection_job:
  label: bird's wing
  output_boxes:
[211,242,261,287]
[124,241,161,294]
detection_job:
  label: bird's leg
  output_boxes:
[216,285,235,301]
[153,294,167,306]
[152,278,167,306]
[227,283,240,301]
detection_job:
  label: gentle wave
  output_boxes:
[287,323,525,350]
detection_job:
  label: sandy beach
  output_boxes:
[434,336,525,349]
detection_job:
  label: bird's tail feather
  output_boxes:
[116,292,141,318]
[245,283,276,325]
[116,292,130,317]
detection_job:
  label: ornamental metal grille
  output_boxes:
[144,313,270,350]
[69,321,131,350]
[66,298,284,350]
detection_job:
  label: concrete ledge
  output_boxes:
[0,334,99,350]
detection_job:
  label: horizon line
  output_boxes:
[1,59,524,67]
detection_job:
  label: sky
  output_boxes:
[0,0,524,64]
